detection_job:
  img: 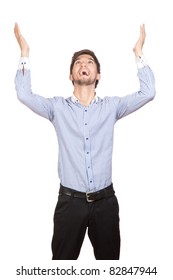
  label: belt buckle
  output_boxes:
[86,192,94,203]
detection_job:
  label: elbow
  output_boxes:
[143,85,156,102]
[139,87,156,103]
[149,87,156,101]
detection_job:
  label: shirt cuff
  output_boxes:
[18,57,30,70]
[135,54,148,69]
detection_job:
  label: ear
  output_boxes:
[97,73,101,80]
[69,74,73,81]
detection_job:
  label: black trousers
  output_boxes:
[51,185,120,260]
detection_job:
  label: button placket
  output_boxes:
[83,107,94,190]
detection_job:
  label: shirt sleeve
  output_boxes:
[111,64,156,120]
[15,68,56,121]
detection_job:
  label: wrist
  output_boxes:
[21,49,29,57]
[133,49,142,58]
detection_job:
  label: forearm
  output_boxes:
[126,65,156,113]
[137,65,156,100]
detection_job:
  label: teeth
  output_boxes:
[80,69,89,75]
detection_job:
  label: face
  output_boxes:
[69,54,100,87]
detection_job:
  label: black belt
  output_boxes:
[59,183,115,203]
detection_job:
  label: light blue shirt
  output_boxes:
[15,57,156,192]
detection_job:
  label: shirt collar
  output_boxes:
[71,94,98,104]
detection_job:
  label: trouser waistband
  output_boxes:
[59,183,115,202]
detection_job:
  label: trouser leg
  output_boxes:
[51,194,88,260]
[88,195,120,260]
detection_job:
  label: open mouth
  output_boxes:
[79,69,89,76]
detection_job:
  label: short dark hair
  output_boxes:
[70,49,101,88]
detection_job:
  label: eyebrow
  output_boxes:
[88,58,95,62]
[75,57,95,62]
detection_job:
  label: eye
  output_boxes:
[75,60,80,65]
[88,60,94,64]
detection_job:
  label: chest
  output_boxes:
[53,101,116,138]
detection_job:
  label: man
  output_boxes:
[14,23,156,260]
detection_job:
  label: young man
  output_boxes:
[14,23,156,260]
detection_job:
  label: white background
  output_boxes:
[0,0,172,279]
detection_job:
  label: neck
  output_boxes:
[73,85,96,106]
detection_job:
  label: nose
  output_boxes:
[81,60,86,66]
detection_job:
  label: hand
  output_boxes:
[133,24,146,57]
[14,22,30,57]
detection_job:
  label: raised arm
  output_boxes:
[112,24,156,120]
[14,23,56,121]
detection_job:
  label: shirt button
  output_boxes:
[90,181,92,183]
[85,109,87,112]
[86,138,88,140]
[87,152,89,154]
[85,123,87,125]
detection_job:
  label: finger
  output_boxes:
[140,24,146,37]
